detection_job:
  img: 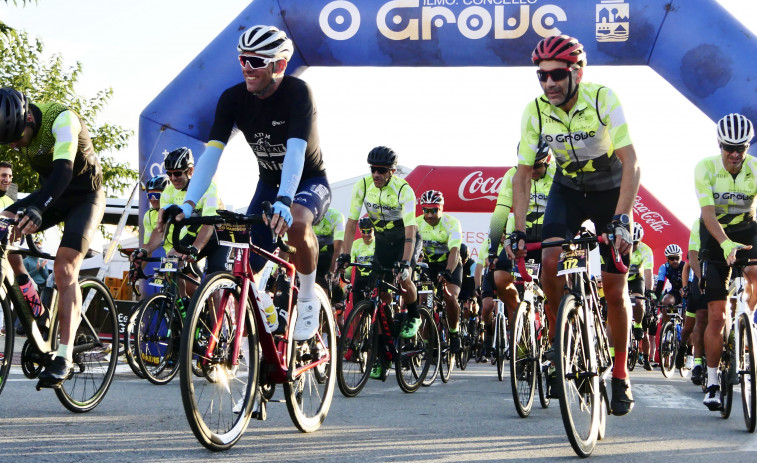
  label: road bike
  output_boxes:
[336,261,438,396]
[0,218,118,412]
[658,304,684,379]
[492,298,510,382]
[172,208,336,451]
[523,230,626,457]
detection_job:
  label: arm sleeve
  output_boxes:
[488,169,514,253]
[32,159,73,211]
[654,264,667,297]
[182,142,224,217]
[277,138,306,200]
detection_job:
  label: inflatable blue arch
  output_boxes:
[139,0,757,196]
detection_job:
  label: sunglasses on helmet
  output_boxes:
[720,143,748,154]
[536,67,573,82]
[238,55,276,70]
[370,166,390,174]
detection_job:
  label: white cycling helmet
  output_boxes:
[717,113,754,145]
[632,222,644,243]
[420,190,444,206]
[664,244,683,257]
[238,25,294,62]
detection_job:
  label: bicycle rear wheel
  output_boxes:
[124,302,146,379]
[537,312,551,409]
[659,322,676,379]
[627,333,638,372]
[135,293,182,385]
[496,314,507,382]
[55,277,119,413]
[555,293,600,458]
[284,286,337,432]
[422,311,441,387]
[511,301,536,418]
[0,295,14,396]
[439,316,453,383]
[739,313,756,432]
[721,342,735,419]
[396,308,435,393]
[336,300,377,397]
[457,319,470,370]
[179,273,258,451]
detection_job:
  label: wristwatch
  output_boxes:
[612,214,630,228]
[275,195,293,207]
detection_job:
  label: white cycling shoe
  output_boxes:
[293,298,319,341]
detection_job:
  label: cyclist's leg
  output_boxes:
[442,263,462,331]
[628,277,645,340]
[493,250,519,328]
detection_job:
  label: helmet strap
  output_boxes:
[556,71,579,108]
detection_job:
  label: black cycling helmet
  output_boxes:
[164,147,194,171]
[145,175,169,191]
[358,217,374,230]
[367,146,397,167]
[460,243,469,262]
[0,88,29,144]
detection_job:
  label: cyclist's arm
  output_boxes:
[189,225,214,253]
[399,184,418,262]
[402,224,417,262]
[331,211,346,272]
[488,170,512,253]
[142,211,166,255]
[511,167,532,236]
[688,250,701,279]
[474,263,483,288]
[681,261,691,292]
[643,268,653,291]
[654,264,667,299]
[446,215,463,273]
[342,218,357,258]
[700,205,729,249]
[30,111,82,212]
[277,138,306,201]
[612,144,640,219]
[181,142,224,217]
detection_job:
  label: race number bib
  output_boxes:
[159,256,180,273]
[216,222,250,249]
[557,248,587,276]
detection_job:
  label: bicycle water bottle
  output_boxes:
[258,292,279,333]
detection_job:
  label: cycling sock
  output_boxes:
[694,357,703,365]
[16,273,31,286]
[57,343,73,362]
[609,347,615,357]
[406,300,419,319]
[707,366,719,388]
[633,322,642,329]
[613,350,628,379]
[449,328,458,334]
[297,269,316,300]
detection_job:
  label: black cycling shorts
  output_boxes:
[178,233,229,275]
[6,189,104,254]
[541,182,629,274]
[481,269,496,299]
[628,277,644,296]
[686,275,707,315]
[700,220,757,302]
[374,228,421,277]
[424,261,463,287]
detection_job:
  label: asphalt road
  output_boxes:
[1,348,756,462]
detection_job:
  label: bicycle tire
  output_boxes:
[396,308,435,393]
[457,318,470,370]
[421,310,441,387]
[0,295,14,396]
[511,301,536,418]
[537,310,551,409]
[336,300,378,397]
[627,334,638,372]
[439,316,453,383]
[284,285,336,432]
[55,277,119,413]
[179,273,259,451]
[135,293,182,385]
[738,313,756,432]
[555,293,600,458]
[721,338,735,419]
[124,301,146,379]
[496,314,507,382]
[659,322,676,379]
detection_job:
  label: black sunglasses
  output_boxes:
[360,228,373,233]
[536,67,573,82]
[370,166,390,174]
[423,208,440,214]
[667,256,681,261]
[721,143,748,154]
[166,170,186,178]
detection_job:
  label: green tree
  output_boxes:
[0,29,137,195]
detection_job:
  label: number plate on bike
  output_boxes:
[149,276,165,288]
[216,223,250,249]
[557,248,587,276]
[514,261,541,279]
[159,256,180,273]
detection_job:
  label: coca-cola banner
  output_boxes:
[405,165,691,269]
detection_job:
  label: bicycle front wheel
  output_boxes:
[55,277,119,413]
[136,293,182,385]
[124,302,146,379]
[439,316,453,383]
[537,311,551,409]
[511,301,536,418]
[179,273,258,451]
[396,308,436,393]
[627,334,638,372]
[496,313,507,382]
[739,313,756,432]
[555,293,600,458]
[336,300,377,397]
[422,311,441,387]
[457,318,470,370]
[0,295,14,396]
[659,322,676,379]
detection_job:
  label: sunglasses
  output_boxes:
[238,55,276,70]
[533,162,548,169]
[147,192,161,200]
[721,143,748,154]
[370,166,390,174]
[166,170,186,178]
[667,256,681,261]
[536,67,573,82]
[360,229,373,234]
[423,208,440,215]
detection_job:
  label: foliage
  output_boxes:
[0,29,137,195]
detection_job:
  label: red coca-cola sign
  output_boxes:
[405,165,691,269]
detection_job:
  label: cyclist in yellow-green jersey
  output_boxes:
[347,217,376,305]
[680,218,708,383]
[416,190,464,352]
[694,113,757,410]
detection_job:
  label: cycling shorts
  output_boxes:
[246,176,331,273]
[700,220,757,302]
[178,233,229,275]
[481,269,496,299]
[317,244,334,277]
[423,261,463,288]
[685,276,707,315]
[628,278,644,296]
[7,189,104,254]
[541,182,630,274]
[374,228,421,278]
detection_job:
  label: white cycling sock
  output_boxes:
[297,270,316,301]
[707,366,719,389]
[57,343,73,362]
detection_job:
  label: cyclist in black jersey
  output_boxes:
[0,87,105,387]
[176,26,331,342]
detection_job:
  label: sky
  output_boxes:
[1,0,755,230]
